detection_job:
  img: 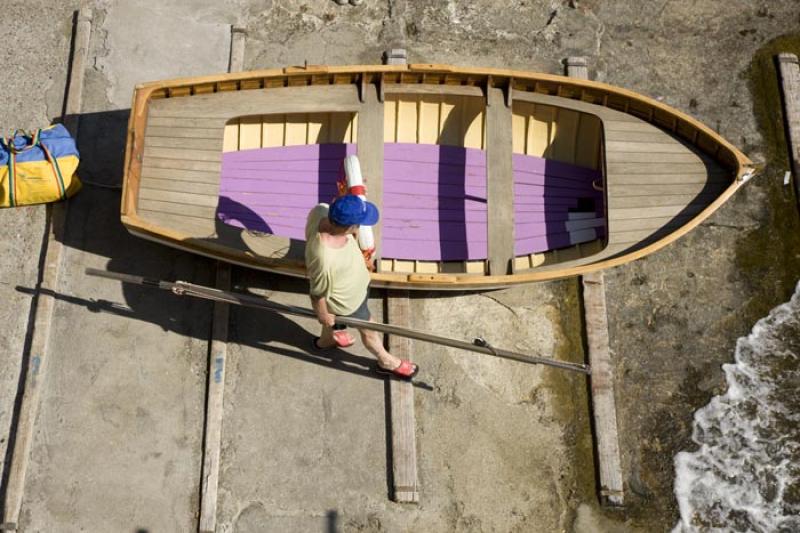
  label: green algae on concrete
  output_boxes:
[736,33,800,323]
[541,278,599,522]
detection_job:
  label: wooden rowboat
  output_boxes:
[121,64,754,290]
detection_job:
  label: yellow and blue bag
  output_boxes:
[0,124,81,208]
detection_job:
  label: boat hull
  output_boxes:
[121,64,753,290]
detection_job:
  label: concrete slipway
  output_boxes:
[1,1,800,531]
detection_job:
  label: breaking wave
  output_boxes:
[673,283,800,532]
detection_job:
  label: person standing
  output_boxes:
[305,194,418,379]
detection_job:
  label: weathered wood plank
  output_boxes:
[143,157,221,173]
[139,187,219,208]
[138,199,217,219]
[606,161,712,175]
[605,140,695,154]
[611,224,689,245]
[145,126,224,139]
[609,182,727,197]
[145,136,224,151]
[778,53,800,203]
[384,83,484,98]
[143,146,222,163]
[602,120,659,131]
[2,8,92,528]
[385,290,419,503]
[147,116,225,129]
[139,176,220,196]
[605,151,705,164]
[199,263,232,533]
[608,202,705,221]
[603,129,682,143]
[486,87,514,274]
[607,192,721,209]
[609,171,730,185]
[357,82,384,265]
[140,165,221,184]
[569,60,624,510]
[582,271,624,507]
[610,214,694,232]
[148,84,362,118]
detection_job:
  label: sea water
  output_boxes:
[673,283,800,532]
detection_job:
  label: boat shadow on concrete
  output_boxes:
[22,110,434,389]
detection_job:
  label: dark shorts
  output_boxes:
[333,293,370,329]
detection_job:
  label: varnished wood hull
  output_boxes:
[121,64,753,290]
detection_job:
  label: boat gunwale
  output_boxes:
[121,64,754,289]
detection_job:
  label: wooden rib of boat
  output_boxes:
[121,64,754,290]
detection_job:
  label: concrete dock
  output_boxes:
[2,1,800,531]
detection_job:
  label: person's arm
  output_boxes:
[311,294,336,327]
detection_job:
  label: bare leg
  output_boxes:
[317,324,336,348]
[358,322,401,370]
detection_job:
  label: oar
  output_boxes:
[85,268,591,375]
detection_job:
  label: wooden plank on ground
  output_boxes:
[582,272,624,507]
[569,58,624,507]
[199,264,232,533]
[385,290,419,503]
[485,86,514,275]
[1,8,92,530]
[778,53,800,203]
[199,26,245,533]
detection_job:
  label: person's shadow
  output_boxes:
[26,109,433,388]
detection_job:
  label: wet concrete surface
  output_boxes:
[1,0,800,531]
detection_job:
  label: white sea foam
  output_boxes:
[673,282,800,533]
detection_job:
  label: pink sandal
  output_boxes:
[332,330,355,348]
[377,359,419,380]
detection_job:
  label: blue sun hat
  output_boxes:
[329,194,380,226]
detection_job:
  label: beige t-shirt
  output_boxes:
[304,204,370,315]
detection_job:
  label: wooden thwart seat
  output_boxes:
[486,87,515,275]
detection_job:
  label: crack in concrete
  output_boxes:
[701,221,759,231]
[479,293,520,318]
